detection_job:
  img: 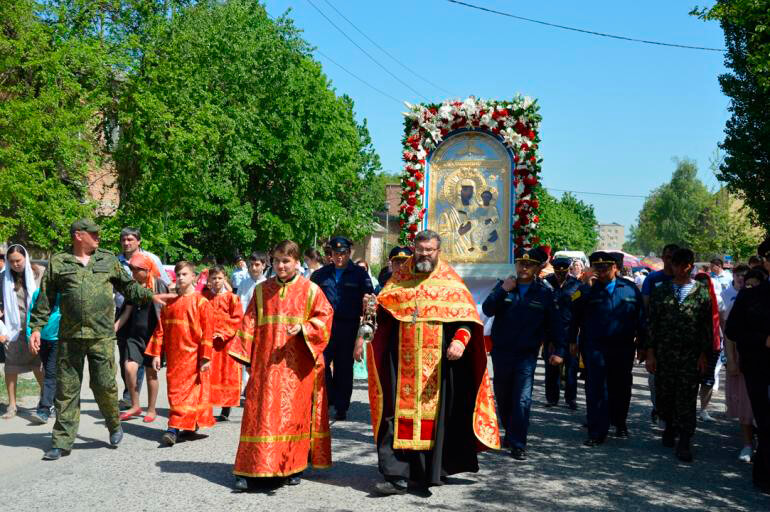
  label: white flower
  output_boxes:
[438,104,453,120]
[516,182,525,196]
[521,96,534,109]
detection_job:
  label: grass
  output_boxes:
[0,372,41,402]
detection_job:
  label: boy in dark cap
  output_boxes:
[376,246,413,294]
[569,251,644,446]
[482,247,565,460]
[544,257,582,409]
[311,236,374,420]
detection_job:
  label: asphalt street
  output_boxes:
[0,360,767,512]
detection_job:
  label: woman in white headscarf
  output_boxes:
[0,244,43,419]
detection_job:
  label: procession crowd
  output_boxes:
[1,219,770,497]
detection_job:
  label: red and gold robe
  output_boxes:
[203,290,244,407]
[229,274,334,477]
[146,292,215,430]
[368,257,500,453]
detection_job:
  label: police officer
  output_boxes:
[570,251,644,446]
[311,236,374,420]
[375,246,413,294]
[28,219,165,460]
[482,247,564,460]
[544,257,582,409]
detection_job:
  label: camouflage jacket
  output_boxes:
[30,248,154,340]
[647,280,712,359]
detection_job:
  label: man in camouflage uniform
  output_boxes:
[29,219,159,460]
[645,248,712,463]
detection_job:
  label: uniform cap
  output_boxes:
[70,218,101,234]
[389,246,413,260]
[589,251,616,266]
[329,236,352,253]
[515,247,548,265]
[552,257,572,268]
[609,252,625,268]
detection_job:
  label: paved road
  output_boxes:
[0,360,767,511]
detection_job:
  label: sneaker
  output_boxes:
[31,410,50,425]
[374,480,407,495]
[738,446,753,463]
[698,410,714,422]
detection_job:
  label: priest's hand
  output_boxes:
[199,359,211,372]
[353,337,364,362]
[287,324,302,337]
[152,356,161,372]
[548,354,563,366]
[28,332,40,354]
[447,340,465,360]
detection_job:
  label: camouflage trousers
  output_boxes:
[52,338,120,450]
[656,357,700,436]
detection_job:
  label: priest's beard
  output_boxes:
[415,257,435,273]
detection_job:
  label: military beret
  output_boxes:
[389,246,413,260]
[70,218,101,234]
[329,236,352,252]
[589,251,616,266]
[515,247,548,265]
[552,257,572,268]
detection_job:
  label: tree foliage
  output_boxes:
[0,0,104,251]
[693,1,770,228]
[535,189,598,254]
[623,158,764,259]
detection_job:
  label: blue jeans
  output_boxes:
[37,341,57,414]
[492,352,538,450]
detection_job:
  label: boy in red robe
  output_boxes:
[204,265,244,421]
[146,261,215,446]
[229,240,334,490]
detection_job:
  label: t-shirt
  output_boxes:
[517,283,531,298]
[641,270,673,297]
[673,280,696,304]
[236,274,266,313]
[334,268,344,283]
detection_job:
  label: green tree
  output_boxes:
[536,189,599,253]
[111,0,382,261]
[692,1,770,228]
[0,0,105,251]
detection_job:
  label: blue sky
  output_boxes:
[265,0,728,234]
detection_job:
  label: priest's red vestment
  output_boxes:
[204,290,244,407]
[146,292,215,430]
[229,274,334,477]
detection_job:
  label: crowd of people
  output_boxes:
[1,219,770,497]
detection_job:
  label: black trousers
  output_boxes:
[324,319,358,413]
[36,340,58,414]
[742,353,770,487]
[584,343,635,440]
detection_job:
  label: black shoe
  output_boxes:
[234,477,248,492]
[510,447,527,460]
[162,430,178,446]
[583,437,605,447]
[109,427,124,447]
[334,410,347,421]
[215,415,230,422]
[374,480,407,495]
[676,434,693,462]
[545,401,558,408]
[42,448,70,460]
[286,472,302,486]
[566,400,578,410]
[615,426,629,438]
[662,426,677,448]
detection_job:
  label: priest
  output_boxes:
[360,229,500,495]
[229,240,334,490]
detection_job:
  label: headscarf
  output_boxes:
[129,252,161,290]
[694,272,722,352]
[1,244,38,342]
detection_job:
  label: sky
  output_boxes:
[264,0,729,236]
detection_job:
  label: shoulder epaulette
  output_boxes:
[571,290,582,301]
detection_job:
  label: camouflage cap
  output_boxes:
[70,218,101,234]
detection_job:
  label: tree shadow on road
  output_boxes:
[156,460,233,489]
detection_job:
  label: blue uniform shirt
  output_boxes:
[482,278,565,359]
[641,269,672,297]
[569,277,644,349]
[311,260,374,322]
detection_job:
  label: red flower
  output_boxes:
[408,233,416,241]
[524,175,537,186]
[530,155,536,163]
[408,223,418,232]
[513,154,520,163]
[414,171,424,181]
[515,206,522,215]
[429,107,438,114]
[399,219,405,227]
[513,220,521,230]
[520,215,530,225]
[521,143,529,153]
[514,121,527,135]
[406,205,415,215]
[419,187,424,195]
[440,128,448,137]
[403,151,412,161]
[531,199,540,209]
[533,215,539,223]
[527,130,536,140]
[532,236,541,245]
[407,196,416,206]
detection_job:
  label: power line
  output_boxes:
[446,0,726,52]
[320,0,454,97]
[314,48,404,105]
[545,187,648,199]
[305,0,430,101]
